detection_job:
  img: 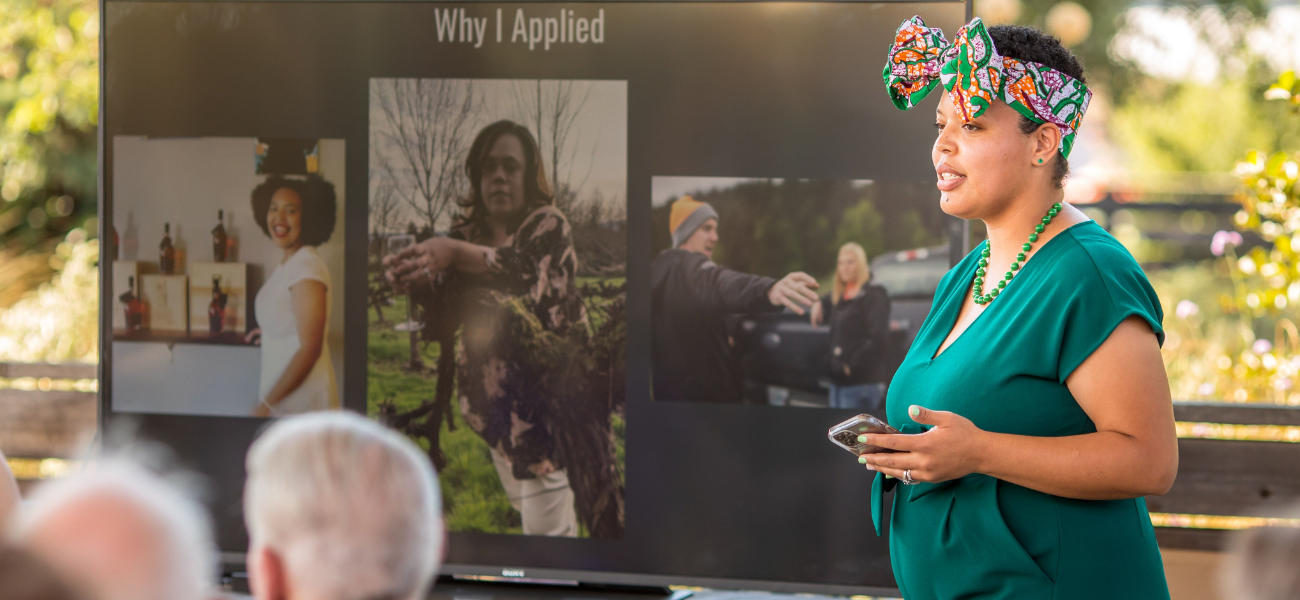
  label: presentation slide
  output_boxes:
[102,1,967,592]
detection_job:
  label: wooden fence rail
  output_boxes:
[0,361,97,462]
[1151,402,1300,550]
[0,361,1297,550]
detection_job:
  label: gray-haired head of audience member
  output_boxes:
[243,411,444,600]
[1220,512,1300,600]
[11,458,215,600]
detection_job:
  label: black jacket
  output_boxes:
[651,249,779,403]
[821,283,892,385]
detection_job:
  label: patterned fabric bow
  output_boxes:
[882,16,1092,158]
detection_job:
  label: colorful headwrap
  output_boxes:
[883,16,1092,158]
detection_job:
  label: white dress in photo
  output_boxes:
[254,245,339,415]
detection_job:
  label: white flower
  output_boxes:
[1211,230,1243,256]
[1254,339,1274,355]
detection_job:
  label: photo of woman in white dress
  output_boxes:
[245,175,340,416]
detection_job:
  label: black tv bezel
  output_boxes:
[97,0,970,595]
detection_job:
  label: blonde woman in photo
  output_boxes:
[811,242,892,410]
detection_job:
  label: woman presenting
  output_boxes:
[857,18,1177,599]
[246,176,339,417]
[810,242,891,410]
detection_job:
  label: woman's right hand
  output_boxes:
[244,328,262,346]
[383,238,457,291]
[810,299,824,326]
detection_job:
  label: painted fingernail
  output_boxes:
[867,464,876,471]
[857,434,868,443]
[858,456,867,464]
[909,405,921,418]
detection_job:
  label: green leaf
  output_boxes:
[1266,151,1289,177]
[1280,70,1297,92]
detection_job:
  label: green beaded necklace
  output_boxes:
[971,202,1062,306]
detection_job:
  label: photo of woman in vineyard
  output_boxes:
[369,79,627,538]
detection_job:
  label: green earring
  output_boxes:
[1037,158,1044,164]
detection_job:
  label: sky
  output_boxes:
[1110,4,1300,83]
[370,78,627,231]
[651,177,874,208]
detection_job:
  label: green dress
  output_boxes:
[873,221,1171,599]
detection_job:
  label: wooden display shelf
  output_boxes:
[112,329,255,346]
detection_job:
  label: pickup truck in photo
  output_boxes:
[731,244,951,408]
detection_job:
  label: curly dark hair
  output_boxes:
[250,175,337,247]
[989,25,1086,189]
[453,120,553,242]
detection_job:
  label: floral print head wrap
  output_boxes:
[883,15,1092,159]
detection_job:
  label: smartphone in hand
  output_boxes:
[827,413,902,456]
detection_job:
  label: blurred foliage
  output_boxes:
[1110,67,1300,174]
[997,0,1129,89]
[835,200,886,261]
[1263,69,1300,113]
[1226,147,1300,320]
[0,243,54,309]
[993,0,1268,94]
[1112,82,1271,173]
[0,229,98,364]
[0,0,99,245]
[1152,260,1300,404]
[0,0,99,312]
[1153,71,1300,403]
[979,0,1300,175]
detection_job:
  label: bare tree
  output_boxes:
[365,172,396,330]
[371,79,478,233]
[368,168,401,237]
[510,81,594,211]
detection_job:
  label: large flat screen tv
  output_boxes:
[99,0,968,595]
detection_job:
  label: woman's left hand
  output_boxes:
[384,238,457,290]
[858,405,987,483]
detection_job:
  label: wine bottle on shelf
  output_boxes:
[212,209,228,262]
[208,275,228,335]
[159,222,176,274]
[120,276,143,332]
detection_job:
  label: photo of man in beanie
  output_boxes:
[652,195,821,403]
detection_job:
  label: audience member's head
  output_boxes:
[0,545,87,600]
[243,411,444,600]
[12,458,214,600]
[1221,513,1300,600]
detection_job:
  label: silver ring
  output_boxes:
[423,267,431,279]
[902,469,916,485]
